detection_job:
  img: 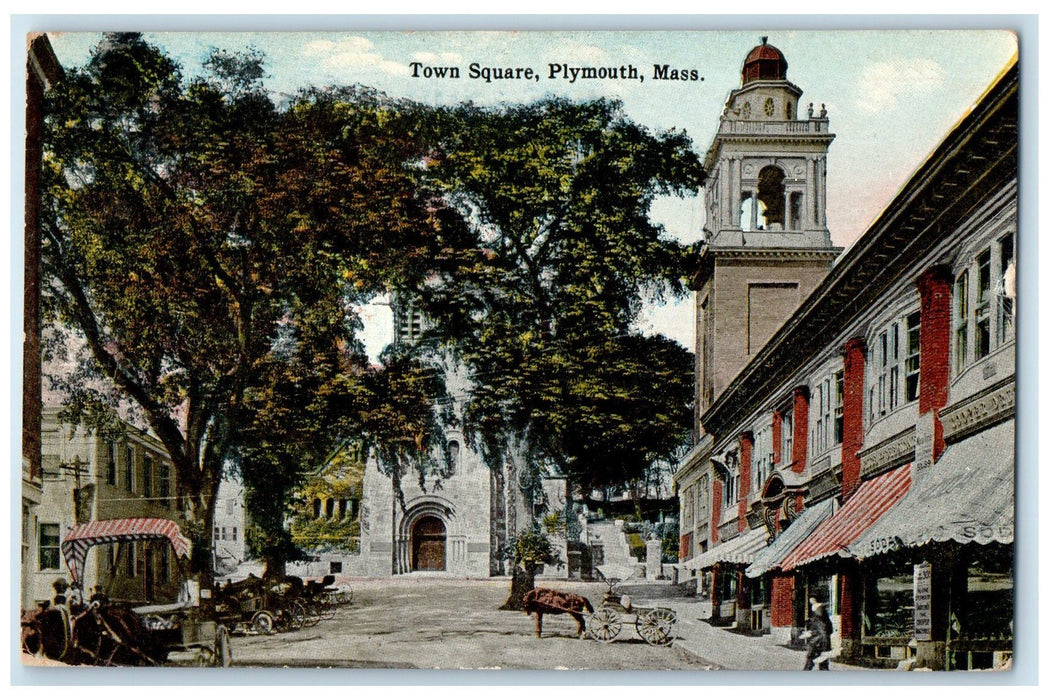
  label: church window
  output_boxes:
[313,498,322,520]
[325,498,335,519]
[447,440,460,472]
[763,97,775,116]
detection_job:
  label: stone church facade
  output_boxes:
[354,301,536,578]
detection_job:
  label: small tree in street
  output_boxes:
[500,526,565,610]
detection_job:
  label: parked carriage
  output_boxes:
[584,565,677,646]
[21,517,232,667]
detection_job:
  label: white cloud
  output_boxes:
[411,51,462,64]
[302,36,408,76]
[856,59,947,113]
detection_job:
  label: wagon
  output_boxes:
[21,517,232,667]
[584,565,677,646]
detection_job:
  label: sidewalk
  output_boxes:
[643,596,861,672]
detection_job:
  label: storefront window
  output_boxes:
[863,568,914,638]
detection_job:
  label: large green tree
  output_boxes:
[415,98,703,493]
[40,34,454,583]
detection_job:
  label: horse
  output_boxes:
[522,588,593,639]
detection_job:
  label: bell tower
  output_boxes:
[693,38,842,432]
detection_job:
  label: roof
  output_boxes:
[780,464,911,571]
[702,62,1018,437]
[687,527,768,571]
[742,37,788,84]
[850,420,1013,558]
[61,518,191,584]
[745,497,836,578]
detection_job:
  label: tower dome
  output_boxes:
[741,37,788,84]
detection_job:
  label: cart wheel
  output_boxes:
[251,610,275,635]
[287,600,306,631]
[636,608,675,646]
[585,607,622,643]
[214,625,232,667]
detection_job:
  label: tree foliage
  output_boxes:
[40,34,453,575]
[414,98,703,492]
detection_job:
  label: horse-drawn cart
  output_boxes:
[584,565,677,646]
[21,517,232,667]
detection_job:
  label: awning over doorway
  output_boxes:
[689,527,768,571]
[849,420,1014,559]
[780,464,911,571]
[745,497,836,578]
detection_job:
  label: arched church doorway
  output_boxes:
[411,516,446,571]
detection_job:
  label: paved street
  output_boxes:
[226,576,868,672]
[229,576,714,670]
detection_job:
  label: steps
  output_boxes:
[585,519,640,578]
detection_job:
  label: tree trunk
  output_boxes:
[500,565,536,610]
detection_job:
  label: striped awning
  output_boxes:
[746,497,836,578]
[850,421,1013,558]
[61,518,191,584]
[689,527,768,571]
[781,464,911,571]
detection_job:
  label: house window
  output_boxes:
[106,442,117,485]
[231,527,237,542]
[996,234,1015,345]
[905,312,921,402]
[722,455,739,508]
[955,235,1015,375]
[159,546,170,581]
[834,371,844,445]
[869,312,919,422]
[38,523,61,571]
[143,456,153,498]
[125,542,136,578]
[954,271,969,374]
[330,561,343,575]
[975,249,992,360]
[782,409,793,467]
[124,446,135,493]
[812,372,842,455]
[753,425,773,493]
[159,463,171,499]
[214,526,221,541]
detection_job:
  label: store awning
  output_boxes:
[781,464,911,571]
[61,517,191,584]
[850,421,1014,558]
[745,497,836,578]
[688,527,768,571]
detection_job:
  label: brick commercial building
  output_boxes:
[675,40,1016,671]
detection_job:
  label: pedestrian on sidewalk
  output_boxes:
[799,597,833,671]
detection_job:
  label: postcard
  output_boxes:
[19,27,1019,673]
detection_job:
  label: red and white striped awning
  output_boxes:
[780,464,911,571]
[61,518,191,584]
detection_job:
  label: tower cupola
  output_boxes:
[742,36,788,84]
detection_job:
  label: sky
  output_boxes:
[43,29,1018,360]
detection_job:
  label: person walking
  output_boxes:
[800,597,833,670]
